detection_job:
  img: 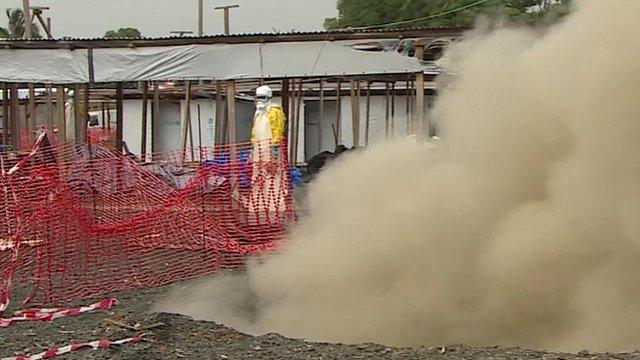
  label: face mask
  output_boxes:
[255,100,268,110]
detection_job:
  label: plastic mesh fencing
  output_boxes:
[0,133,294,312]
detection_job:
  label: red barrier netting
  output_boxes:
[0,132,294,312]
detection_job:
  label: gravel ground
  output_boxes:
[3,277,640,360]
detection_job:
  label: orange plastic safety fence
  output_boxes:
[0,134,294,311]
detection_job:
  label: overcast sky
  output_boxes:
[0,0,338,38]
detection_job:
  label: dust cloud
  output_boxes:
[155,0,640,352]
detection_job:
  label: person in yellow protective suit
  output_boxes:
[243,85,288,222]
[251,85,286,162]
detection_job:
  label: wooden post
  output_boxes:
[152,82,160,153]
[9,84,19,150]
[180,81,192,163]
[197,104,203,161]
[46,83,54,133]
[226,80,237,160]
[115,83,124,152]
[288,80,297,164]
[2,84,8,147]
[214,81,224,145]
[406,79,412,134]
[101,101,106,129]
[365,81,371,147]
[318,78,324,153]
[335,79,342,149]
[391,82,396,138]
[415,72,426,140]
[350,79,360,147]
[385,82,390,139]
[140,82,148,161]
[27,84,35,141]
[293,79,303,165]
[281,79,290,127]
[56,86,65,142]
[22,0,32,39]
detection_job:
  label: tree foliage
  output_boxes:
[324,0,573,30]
[104,27,143,38]
[0,8,42,39]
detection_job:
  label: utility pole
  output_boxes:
[32,7,52,38]
[22,0,32,38]
[214,5,239,35]
[197,0,203,36]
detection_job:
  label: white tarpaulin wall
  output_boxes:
[0,41,424,83]
[0,49,89,83]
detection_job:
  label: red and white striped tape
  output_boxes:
[0,298,118,328]
[2,336,143,360]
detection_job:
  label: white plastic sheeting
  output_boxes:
[0,49,88,83]
[0,41,424,84]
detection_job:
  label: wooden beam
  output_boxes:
[226,80,237,170]
[27,84,35,143]
[46,83,54,133]
[350,79,359,147]
[115,83,124,152]
[293,79,303,165]
[365,81,371,147]
[415,72,425,140]
[2,83,8,147]
[22,0,32,39]
[335,79,342,149]
[180,81,192,163]
[9,84,20,150]
[152,82,160,153]
[214,81,224,146]
[55,85,65,142]
[391,82,396,138]
[318,78,324,153]
[140,82,148,161]
[385,82,390,139]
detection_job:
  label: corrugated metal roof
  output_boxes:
[0,27,467,48]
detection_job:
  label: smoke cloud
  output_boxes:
[155,0,640,352]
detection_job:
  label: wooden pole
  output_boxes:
[197,0,204,37]
[365,81,371,147]
[226,80,237,163]
[415,72,426,140]
[385,82,390,139]
[9,84,19,150]
[288,80,297,164]
[350,79,359,148]
[152,82,160,153]
[197,104,203,161]
[391,82,396,138]
[27,84,35,142]
[214,81,224,145]
[281,79,290,123]
[83,84,89,139]
[180,81,192,163]
[406,79,411,134]
[115,83,124,152]
[2,84,8,147]
[335,79,342,149]
[46,83,54,133]
[318,78,324,153]
[101,101,106,129]
[293,79,303,165]
[22,0,32,39]
[214,5,239,35]
[56,86,65,141]
[140,82,148,161]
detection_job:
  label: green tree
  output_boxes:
[0,8,42,38]
[104,27,143,38]
[324,0,573,30]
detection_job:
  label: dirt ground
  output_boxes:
[2,275,640,360]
